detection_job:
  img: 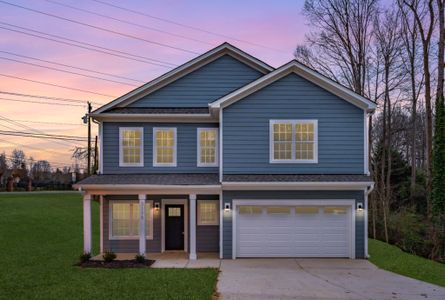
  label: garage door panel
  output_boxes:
[236,204,351,258]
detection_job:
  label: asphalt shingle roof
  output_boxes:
[76,173,220,185]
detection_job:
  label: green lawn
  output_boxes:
[369,238,445,287]
[0,193,218,300]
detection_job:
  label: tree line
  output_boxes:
[296,0,445,261]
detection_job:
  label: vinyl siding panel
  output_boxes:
[222,190,365,259]
[222,73,365,174]
[102,122,218,174]
[128,55,263,107]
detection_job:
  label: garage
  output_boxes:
[234,201,354,258]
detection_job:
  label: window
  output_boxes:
[168,207,181,217]
[295,207,319,214]
[239,206,263,215]
[197,128,218,167]
[324,207,347,214]
[197,200,219,225]
[110,201,153,239]
[119,127,143,167]
[267,206,291,214]
[153,128,177,167]
[270,120,318,163]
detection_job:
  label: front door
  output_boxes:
[165,205,184,250]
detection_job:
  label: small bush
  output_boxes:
[135,254,146,263]
[103,251,117,262]
[79,252,91,263]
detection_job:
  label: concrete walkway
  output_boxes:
[217,259,445,300]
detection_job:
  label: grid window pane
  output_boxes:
[155,129,175,164]
[198,201,218,225]
[121,129,142,165]
[295,122,315,161]
[111,202,152,238]
[199,129,217,165]
[273,123,292,160]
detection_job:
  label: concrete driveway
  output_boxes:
[217,259,445,300]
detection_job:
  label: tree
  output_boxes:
[11,149,26,171]
[432,95,445,214]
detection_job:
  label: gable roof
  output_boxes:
[93,43,274,114]
[210,60,377,113]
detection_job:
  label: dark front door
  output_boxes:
[165,205,184,250]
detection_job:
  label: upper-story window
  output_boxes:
[119,127,144,167]
[153,127,177,167]
[197,128,218,167]
[269,120,318,163]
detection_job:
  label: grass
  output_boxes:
[0,193,218,300]
[368,238,445,287]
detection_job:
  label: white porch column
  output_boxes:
[139,194,146,256]
[83,193,92,254]
[189,194,197,260]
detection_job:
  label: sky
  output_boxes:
[0,0,308,169]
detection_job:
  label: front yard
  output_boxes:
[0,193,218,300]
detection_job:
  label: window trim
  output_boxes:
[197,128,219,167]
[119,127,144,167]
[153,127,177,167]
[108,200,154,240]
[197,200,219,226]
[269,119,318,164]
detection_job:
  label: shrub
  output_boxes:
[135,254,146,263]
[102,251,117,262]
[79,252,91,263]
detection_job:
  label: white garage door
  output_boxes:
[236,205,352,258]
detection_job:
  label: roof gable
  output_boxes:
[94,43,274,114]
[210,60,376,113]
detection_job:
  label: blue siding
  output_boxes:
[102,122,218,174]
[129,55,264,107]
[223,73,365,174]
[222,190,365,259]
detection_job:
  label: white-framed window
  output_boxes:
[153,127,177,167]
[197,128,218,167]
[119,127,144,167]
[197,200,219,226]
[109,200,154,240]
[269,120,318,163]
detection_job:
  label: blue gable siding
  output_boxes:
[222,190,365,259]
[222,73,365,174]
[128,55,264,107]
[102,122,218,174]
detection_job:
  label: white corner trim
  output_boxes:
[219,109,223,182]
[364,112,370,175]
[219,191,223,259]
[119,127,144,167]
[364,189,369,258]
[197,128,219,167]
[153,127,177,167]
[269,119,318,164]
[99,122,103,174]
[99,195,103,253]
[161,199,188,252]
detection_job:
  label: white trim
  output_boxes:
[269,119,318,164]
[93,43,273,114]
[231,199,356,259]
[153,127,177,167]
[222,181,374,191]
[108,199,154,240]
[99,122,103,173]
[364,112,370,175]
[189,194,197,260]
[99,195,103,253]
[83,193,92,254]
[138,194,146,255]
[161,199,188,252]
[364,189,369,258]
[119,127,144,167]
[197,200,220,225]
[197,128,219,167]
[91,113,218,123]
[219,190,223,259]
[219,109,223,182]
[210,61,376,112]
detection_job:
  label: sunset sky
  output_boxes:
[0,0,308,169]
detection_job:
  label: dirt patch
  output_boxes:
[77,259,155,269]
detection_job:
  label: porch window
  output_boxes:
[119,127,144,167]
[109,201,153,239]
[197,200,219,225]
[153,128,177,167]
[197,128,218,167]
[270,120,318,163]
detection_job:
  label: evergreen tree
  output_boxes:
[432,95,445,215]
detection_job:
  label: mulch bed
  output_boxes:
[77,259,156,269]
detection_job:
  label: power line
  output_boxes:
[90,0,286,53]
[0,73,116,98]
[0,56,139,87]
[4,155,71,168]
[6,119,82,126]
[0,0,199,55]
[0,137,71,157]
[0,130,89,142]
[46,0,214,46]
[0,91,102,105]
[0,50,145,84]
[0,97,87,107]
[0,23,176,68]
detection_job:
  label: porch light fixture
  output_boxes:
[357,202,364,211]
[154,203,160,210]
[224,203,231,212]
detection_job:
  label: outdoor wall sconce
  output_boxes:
[357,202,364,211]
[154,203,160,210]
[224,203,231,212]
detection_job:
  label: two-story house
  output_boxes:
[74,43,376,260]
